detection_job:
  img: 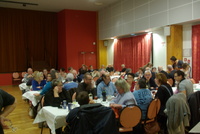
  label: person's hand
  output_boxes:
[89,100,95,104]
[0,116,10,129]
[53,86,59,93]
[27,75,33,78]
[110,103,122,109]
[33,93,40,96]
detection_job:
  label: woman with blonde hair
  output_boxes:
[110,78,137,109]
[32,71,46,91]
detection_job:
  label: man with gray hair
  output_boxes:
[63,73,78,91]
[143,70,157,90]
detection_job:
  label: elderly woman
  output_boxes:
[44,79,71,134]
[155,73,173,133]
[133,78,152,119]
[32,71,46,91]
[110,78,137,109]
[63,73,78,91]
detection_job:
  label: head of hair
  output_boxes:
[137,78,146,88]
[155,73,168,85]
[84,72,91,78]
[60,68,65,71]
[51,79,62,89]
[182,63,189,69]
[66,73,74,81]
[127,73,135,78]
[175,70,185,78]
[76,91,89,105]
[68,67,73,71]
[50,70,57,80]
[115,78,130,93]
[125,68,132,74]
[33,71,43,82]
[144,70,152,75]
[167,65,173,69]
[170,56,177,61]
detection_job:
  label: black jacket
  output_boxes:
[68,103,119,134]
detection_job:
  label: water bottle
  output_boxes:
[102,90,106,101]
[63,100,67,109]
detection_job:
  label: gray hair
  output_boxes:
[144,70,152,74]
[115,78,130,93]
[66,73,74,81]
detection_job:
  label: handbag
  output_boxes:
[144,120,160,134]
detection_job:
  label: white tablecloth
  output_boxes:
[189,122,200,133]
[33,106,69,134]
[33,100,110,134]
[22,91,41,106]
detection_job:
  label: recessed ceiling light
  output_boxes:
[94,2,103,6]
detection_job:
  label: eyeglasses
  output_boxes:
[8,120,18,132]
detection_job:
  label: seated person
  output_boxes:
[133,78,152,119]
[97,72,117,98]
[32,71,46,91]
[66,91,119,134]
[76,73,96,98]
[126,73,135,92]
[110,78,137,109]
[143,70,157,90]
[174,70,193,97]
[154,73,173,133]
[34,70,58,96]
[43,79,71,107]
[63,73,78,91]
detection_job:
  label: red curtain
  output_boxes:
[114,33,152,73]
[192,24,200,82]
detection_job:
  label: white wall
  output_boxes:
[152,28,167,70]
[183,24,192,76]
[99,0,200,40]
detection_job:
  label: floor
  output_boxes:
[0,85,50,134]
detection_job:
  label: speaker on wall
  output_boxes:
[103,40,108,46]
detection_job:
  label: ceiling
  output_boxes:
[0,0,120,12]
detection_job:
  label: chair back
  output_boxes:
[120,105,142,128]
[21,72,27,78]
[68,88,77,99]
[146,99,161,120]
[13,72,20,79]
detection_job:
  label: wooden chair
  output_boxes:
[119,105,142,132]
[12,72,21,85]
[21,72,27,78]
[142,99,161,124]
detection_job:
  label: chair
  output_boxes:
[119,105,142,132]
[12,72,21,85]
[67,88,77,101]
[21,72,27,78]
[142,99,161,124]
[39,96,51,134]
